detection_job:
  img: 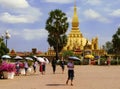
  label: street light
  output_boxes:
[5,30,11,48]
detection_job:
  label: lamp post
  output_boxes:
[5,31,11,48]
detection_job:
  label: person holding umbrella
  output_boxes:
[15,60,20,76]
[32,61,37,73]
[66,57,76,86]
[24,60,29,75]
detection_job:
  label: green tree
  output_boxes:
[112,27,120,55]
[102,41,113,54]
[0,38,9,57]
[45,9,69,60]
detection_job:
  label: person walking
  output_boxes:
[107,56,111,66]
[51,57,57,74]
[24,60,29,75]
[60,57,66,74]
[33,61,37,73]
[15,60,20,76]
[66,59,74,86]
[41,61,46,75]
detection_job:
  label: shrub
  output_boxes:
[111,60,117,65]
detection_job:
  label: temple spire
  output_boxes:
[74,0,76,7]
[72,0,79,28]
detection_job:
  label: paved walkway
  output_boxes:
[0,64,120,89]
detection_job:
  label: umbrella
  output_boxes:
[37,57,45,62]
[43,57,49,64]
[25,57,33,61]
[68,56,80,61]
[32,55,38,61]
[2,55,11,59]
[33,55,37,59]
[14,56,23,60]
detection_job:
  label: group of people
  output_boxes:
[15,56,75,86]
[15,60,28,76]
[51,57,75,86]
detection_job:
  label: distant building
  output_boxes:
[9,48,44,57]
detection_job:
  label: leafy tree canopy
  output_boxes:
[45,9,69,60]
[0,38,9,57]
[112,27,120,55]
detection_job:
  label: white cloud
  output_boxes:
[110,9,120,17]
[0,12,28,23]
[0,0,42,24]
[0,9,42,24]
[9,29,48,41]
[0,0,29,9]
[45,0,73,4]
[84,9,110,23]
[85,0,102,5]
[84,9,100,19]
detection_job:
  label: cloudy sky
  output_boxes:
[0,0,120,52]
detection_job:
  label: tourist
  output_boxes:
[39,62,43,74]
[60,57,66,74]
[33,61,37,73]
[107,56,111,66]
[15,60,20,76]
[39,61,45,75]
[41,60,46,75]
[51,57,57,74]
[24,60,29,75]
[66,59,74,86]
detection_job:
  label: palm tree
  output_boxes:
[45,9,69,60]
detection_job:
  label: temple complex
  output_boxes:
[46,0,106,58]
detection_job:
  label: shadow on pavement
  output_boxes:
[46,84,66,86]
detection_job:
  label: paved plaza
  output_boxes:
[0,64,120,89]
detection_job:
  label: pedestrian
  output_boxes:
[24,60,29,75]
[15,60,20,76]
[33,61,37,73]
[39,62,43,74]
[41,60,46,75]
[51,57,57,74]
[60,57,65,74]
[66,59,74,86]
[107,56,111,66]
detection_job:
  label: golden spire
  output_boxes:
[74,0,76,6]
[72,0,79,27]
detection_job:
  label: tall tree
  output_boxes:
[0,38,9,57]
[45,9,69,60]
[112,27,120,55]
[102,41,113,54]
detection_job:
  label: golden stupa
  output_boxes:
[63,2,98,52]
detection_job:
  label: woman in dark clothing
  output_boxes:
[51,57,57,74]
[60,57,66,74]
